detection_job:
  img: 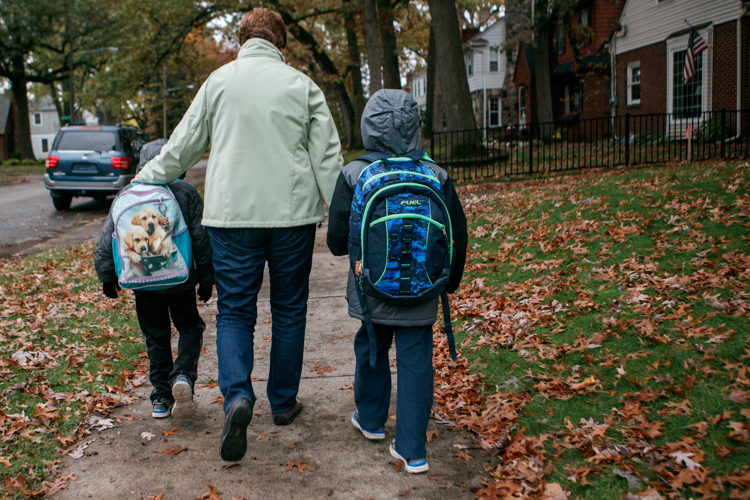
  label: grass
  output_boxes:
[0,244,145,497]
[449,160,750,498]
[0,162,46,187]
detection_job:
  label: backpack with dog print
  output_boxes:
[349,149,457,366]
[110,182,192,290]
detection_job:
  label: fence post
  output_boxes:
[430,130,434,160]
[720,108,726,159]
[624,113,630,166]
[528,123,534,174]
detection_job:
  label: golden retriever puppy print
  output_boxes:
[149,226,177,258]
[123,226,150,264]
[132,207,167,236]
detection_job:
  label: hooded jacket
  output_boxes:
[326,90,468,326]
[136,38,343,228]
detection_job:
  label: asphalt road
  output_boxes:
[0,159,208,258]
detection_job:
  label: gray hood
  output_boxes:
[138,139,168,172]
[361,89,421,156]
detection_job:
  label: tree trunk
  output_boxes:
[534,0,554,138]
[10,56,35,160]
[376,0,401,89]
[427,0,476,132]
[361,0,382,94]
[49,83,65,125]
[344,0,365,149]
[329,76,356,150]
[424,25,437,137]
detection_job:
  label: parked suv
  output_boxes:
[44,125,149,210]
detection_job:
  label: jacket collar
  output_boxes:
[237,38,285,63]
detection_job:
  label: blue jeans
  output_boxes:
[208,224,316,415]
[354,322,434,459]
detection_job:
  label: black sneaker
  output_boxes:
[219,397,253,462]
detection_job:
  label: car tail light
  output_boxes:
[111,156,131,169]
[46,156,59,168]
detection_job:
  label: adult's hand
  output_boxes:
[102,280,121,299]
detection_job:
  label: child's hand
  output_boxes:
[103,280,121,299]
[197,284,213,303]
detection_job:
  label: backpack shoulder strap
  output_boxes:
[356,152,390,164]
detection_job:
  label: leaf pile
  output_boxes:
[0,244,146,497]
[433,161,750,499]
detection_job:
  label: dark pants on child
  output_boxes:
[354,322,434,459]
[134,288,205,403]
[207,224,316,416]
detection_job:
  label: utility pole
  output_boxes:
[162,63,168,139]
[69,21,76,124]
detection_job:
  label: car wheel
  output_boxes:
[52,194,73,211]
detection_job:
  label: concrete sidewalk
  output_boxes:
[55,224,477,500]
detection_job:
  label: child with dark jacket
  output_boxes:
[94,139,214,419]
[326,89,468,473]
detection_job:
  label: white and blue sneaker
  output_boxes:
[152,398,174,418]
[171,375,196,419]
[351,411,385,440]
[390,439,429,474]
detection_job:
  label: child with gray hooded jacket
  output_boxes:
[327,89,468,473]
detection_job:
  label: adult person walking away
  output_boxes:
[136,8,343,462]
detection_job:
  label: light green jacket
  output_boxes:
[137,39,343,228]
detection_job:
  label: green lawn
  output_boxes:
[0,245,145,498]
[434,160,750,499]
[0,162,46,187]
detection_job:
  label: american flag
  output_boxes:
[683,27,708,85]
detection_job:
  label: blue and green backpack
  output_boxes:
[349,149,457,365]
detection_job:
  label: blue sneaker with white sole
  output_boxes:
[351,411,385,440]
[152,398,174,418]
[171,375,195,419]
[390,439,429,474]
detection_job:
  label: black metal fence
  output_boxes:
[429,109,750,181]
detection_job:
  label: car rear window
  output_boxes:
[56,131,118,152]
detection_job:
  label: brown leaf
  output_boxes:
[455,450,470,461]
[311,364,335,375]
[390,461,404,472]
[146,495,164,500]
[161,426,180,436]
[284,459,314,474]
[195,483,222,500]
[196,381,218,389]
[714,441,735,458]
[153,446,188,455]
[426,430,438,443]
[398,490,411,497]
[210,395,224,404]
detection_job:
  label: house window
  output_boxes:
[563,80,582,114]
[578,8,590,27]
[556,22,566,55]
[489,48,499,72]
[34,113,42,126]
[489,97,500,126]
[42,138,49,153]
[672,50,702,118]
[627,62,641,105]
[519,86,527,109]
[467,51,474,76]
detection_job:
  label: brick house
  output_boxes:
[613,0,750,134]
[0,97,18,161]
[513,0,625,125]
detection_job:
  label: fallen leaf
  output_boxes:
[284,459,315,474]
[146,495,164,500]
[455,450,470,461]
[669,451,702,470]
[154,446,188,456]
[210,395,224,404]
[141,432,155,441]
[311,364,335,375]
[426,430,438,443]
[195,482,222,500]
[161,427,180,436]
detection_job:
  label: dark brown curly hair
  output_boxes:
[238,8,287,49]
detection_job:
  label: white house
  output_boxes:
[464,19,507,128]
[410,68,428,112]
[29,96,60,159]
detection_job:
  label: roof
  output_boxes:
[0,97,11,134]
[553,53,610,76]
[521,42,535,78]
[30,96,56,113]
